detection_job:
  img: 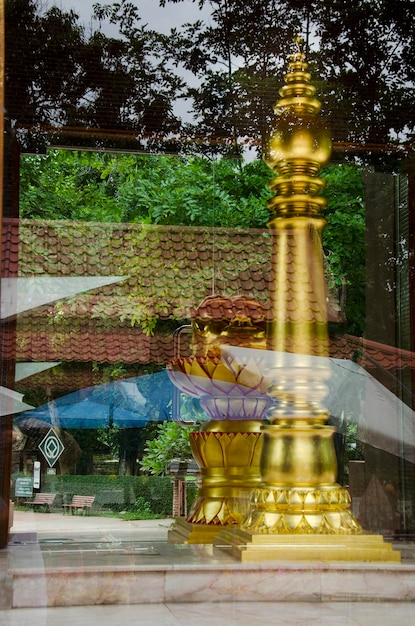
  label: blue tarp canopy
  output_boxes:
[16,371,173,430]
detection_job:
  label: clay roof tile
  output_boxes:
[8,220,352,370]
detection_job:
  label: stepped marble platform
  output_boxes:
[1,512,415,609]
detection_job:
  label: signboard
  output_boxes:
[15,477,33,497]
[38,429,65,467]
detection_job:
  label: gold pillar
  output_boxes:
[214,39,400,562]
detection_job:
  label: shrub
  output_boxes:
[35,474,197,517]
[123,496,154,520]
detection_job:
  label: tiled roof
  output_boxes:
[5,219,344,367]
[4,218,413,399]
[16,323,182,365]
[15,332,414,394]
[333,334,415,370]
[2,218,19,277]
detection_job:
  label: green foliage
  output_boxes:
[313,0,415,145]
[20,151,125,221]
[5,0,86,129]
[20,151,272,228]
[130,475,175,515]
[6,0,184,142]
[123,496,154,520]
[163,0,415,148]
[140,421,196,476]
[333,422,365,486]
[177,394,209,425]
[96,426,122,456]
[321,163,366,335]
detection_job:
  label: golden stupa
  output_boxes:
[213,38,400,562]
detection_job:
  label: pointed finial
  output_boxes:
[274,36,321,116]
[264,36,331,179]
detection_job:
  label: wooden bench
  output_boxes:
[25,492,56,513]
[62,495,95,515]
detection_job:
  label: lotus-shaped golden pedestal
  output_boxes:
[167,355,268,543]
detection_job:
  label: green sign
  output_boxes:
[15,477,33,497]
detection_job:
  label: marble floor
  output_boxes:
[1,602,415,625]
[3,512,415,623]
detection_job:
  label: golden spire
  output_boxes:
[235,39,363,537]
[263,37,331,358]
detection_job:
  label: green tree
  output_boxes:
[140,421,195,475]
[5,0,85,127]
[162,0,415,150]
[19,150,273,227]
[20,151,125,220]
[5,0,184,151]
[313,0,415,145]
[7,0,415,152]
[321,163,366,335]
[86,1,184,134]
[164,0,300,154]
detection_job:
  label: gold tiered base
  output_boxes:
[168,420,263,544]
[213,482,400,562]
[213,529,401,562]
[243,484,361,534]
[210,423,400,561]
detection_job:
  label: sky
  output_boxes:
[54,0,210,35]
